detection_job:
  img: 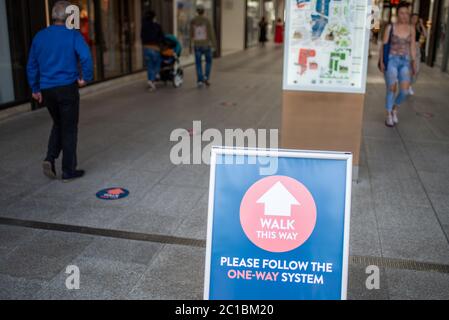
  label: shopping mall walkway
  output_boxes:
[1,46,449,299]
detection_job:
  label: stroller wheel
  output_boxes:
[173,73,183,88]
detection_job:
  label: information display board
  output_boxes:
[283,0,372,93]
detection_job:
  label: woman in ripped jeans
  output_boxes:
[379,2,417,127]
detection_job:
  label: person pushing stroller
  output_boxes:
[141,10,164,92]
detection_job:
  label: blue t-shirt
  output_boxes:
[27,25,94,93]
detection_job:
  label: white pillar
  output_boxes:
[425,0,435,58]
[413,0,420,14]
[221,0,246,55]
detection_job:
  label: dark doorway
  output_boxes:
[3,0,47,110]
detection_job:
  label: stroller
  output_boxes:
[159,34,184,88]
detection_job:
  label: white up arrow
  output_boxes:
[256,181,300,217]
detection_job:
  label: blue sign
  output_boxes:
[204,148,352,300]
[96,188,129,201]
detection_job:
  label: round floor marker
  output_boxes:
[221,101,237,107]
[96,188,129,200]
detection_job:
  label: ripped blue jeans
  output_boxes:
[385,55,412,112]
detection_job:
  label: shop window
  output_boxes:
[69,0,102,81]
[264,0,276,38]
[246,0,262,47]
[435,0,449,69]
[0,0,15,105]
[1,0,47,109]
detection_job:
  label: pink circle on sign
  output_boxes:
[240,176,317,253]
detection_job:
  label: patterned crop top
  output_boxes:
[390,25,412,57]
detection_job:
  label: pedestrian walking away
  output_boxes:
[27,0,93,182]
[259,17,269,47]
[190,4,217,88]
[409,13,428,95]
[378,1,416,128]
[141,10,165,92]
[274,18,284,46]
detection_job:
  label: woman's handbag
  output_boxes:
[379,24,393,71]
[419,34,426,46]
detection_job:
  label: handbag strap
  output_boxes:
[388,24,394,45]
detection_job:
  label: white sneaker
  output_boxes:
[148,81,156,92]
[197,81,204,88]
[385,113,395,127]
[392,110,399,124]
[409,87,415,96]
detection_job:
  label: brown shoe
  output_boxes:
[42,161,57,179]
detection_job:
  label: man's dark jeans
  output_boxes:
[194,46,212,83]
[42,83,80,176]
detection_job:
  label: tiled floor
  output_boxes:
[0,45,448,299]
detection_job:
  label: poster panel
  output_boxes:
[282,0,372,93]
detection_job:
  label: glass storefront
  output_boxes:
[0,0,14,105]
[142,0,174,34]
[100,0,124,78]
[71,0,143,80]
[246,0,280,47]
[130,0,144,72]
[48,0,143,79]
[264,0,276,39]
[435,0,449,69]
[0,0,146,111]
[1,0,226,111]
[1,0,47,109]
[246,0,262,47]
[70,0,101,80]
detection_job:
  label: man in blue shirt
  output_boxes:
[27,1,93,182]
